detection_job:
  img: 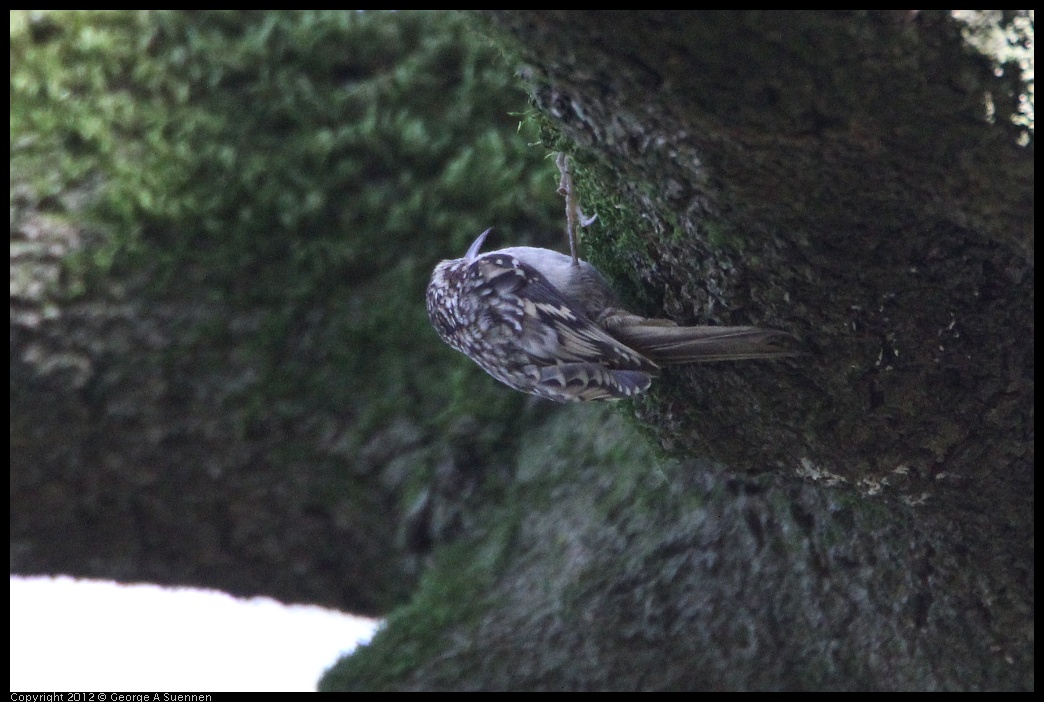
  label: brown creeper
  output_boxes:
[426,228,798,402]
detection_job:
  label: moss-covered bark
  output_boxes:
[11,10,1033,690]
[11,10,561,615]
[325,11,1033,689]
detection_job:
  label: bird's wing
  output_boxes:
[473,253,658,374]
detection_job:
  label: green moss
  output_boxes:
[320,504,520,691]
[702,219,728,249]
[321,402,680,690]
[564,161,660,312]
[12,10,563,467]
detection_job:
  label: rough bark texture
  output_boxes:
[326,11,1033,690]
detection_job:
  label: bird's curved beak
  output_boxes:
[465,228,493,261]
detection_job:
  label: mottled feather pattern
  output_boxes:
[426,229,798,402]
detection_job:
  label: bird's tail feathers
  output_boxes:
[610,323,800,365]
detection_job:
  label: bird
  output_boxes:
[426,227,799,402]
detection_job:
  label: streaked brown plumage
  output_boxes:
[426,228,798,402]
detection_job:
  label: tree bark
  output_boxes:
[325,11,1033,690]
[10,11,1032,690]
